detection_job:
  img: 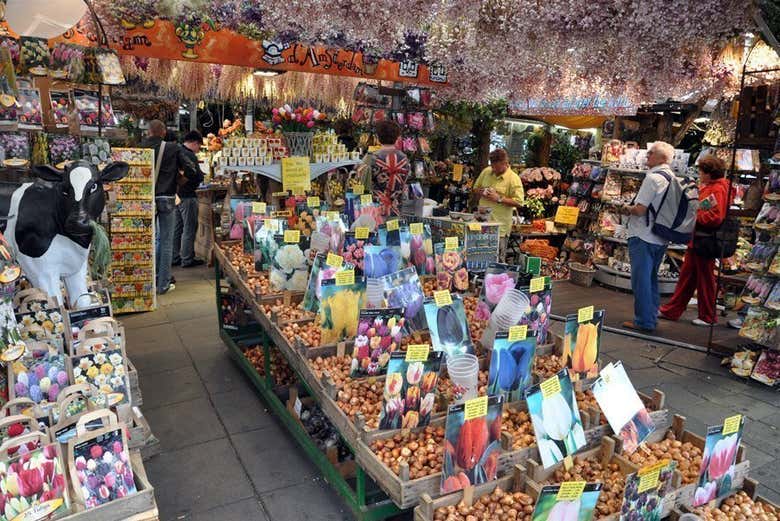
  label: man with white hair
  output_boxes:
[619,141,676,332]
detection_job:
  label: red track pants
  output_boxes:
[659,250,717,323]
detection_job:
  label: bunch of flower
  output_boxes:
[49,135,80,165]
[0,445,68,520]
[271,105,326,132]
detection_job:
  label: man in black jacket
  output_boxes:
[143,120,199,294]
[173,131,205,268]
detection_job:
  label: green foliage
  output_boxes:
[550,132,583,175]
[523,131,544,167]
[522,197,546,218]
[436,100,509,130]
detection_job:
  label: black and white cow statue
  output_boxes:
[0,160,129,304]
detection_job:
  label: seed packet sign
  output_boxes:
[692,415,745,506]
[620,460,676,521]
[282,156,311,193]
[477,263,521,322]
[379,351,442,430]
[525,369,587,469]
[517,280,553,344]
[563,308,604,380]
[70,426,137,509]
[423,295,475,357]
[488,331,536,402]
[319,278,366,344]
[531,483,602,521]
[350,308,405,377]
[69,349,130,408]
[441,395,503,493]
[379,268,426,332]
[591,361,655,453]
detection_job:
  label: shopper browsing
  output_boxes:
[471,149,524,261]
[173,130,206,269]
[358,120,410,218]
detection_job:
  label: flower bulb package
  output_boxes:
[341,231,377,274]
[487,331,536,402]
[751,349,780,386]
[477,264,521,322]
[692,416,745,507]
[517,282,552,345]
[740,275,774,305]
[525,369,587,469]
[253,219,283,272]
[302,253,354,313]
[350,308,405,377]
[15,307,65,349]
[315,215,347,254]
[408,223,435,275]
[10,353,69,406]
[434,243,469,293]
[441,395,503,493]
[363,245,403,279]
[378,351,442,430]
[318,277,366,345]
[0,300,26,363]
[379,268,426,331]
[530,483,602,521]
[562,309,604,380]
[422,296,474,357]
[17,87,43,130]
[69,349,130,408]
[270,234,311,292]
[591,362,655,453]
[620,460,676,521]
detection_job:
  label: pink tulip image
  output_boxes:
[708,434,739,479]
[548,499,580,521]
[484,273,515,305]
[694,481,718,506]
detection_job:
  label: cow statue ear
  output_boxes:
[32,165,63,182]
[99,161,130,182]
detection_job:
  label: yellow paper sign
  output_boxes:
[468,223,482,232]
[405,344,430,362]
[386,219,399,232]
[556,481,586,501]
[445,237,459,250]
[272,191,289,197]
[272,210,292,217]
[368,145,381,152]
[578,305,594,323]
[463,396,488,420]
[355,227,370,239]
[251,202,266,214]
[638,468,661,493]
[452,164,464,182]
[281,156,311,193]
[722,414,742,436]
[352,185,365,195]
[326,253,344,268]
[307,196,320,208]
[335,270,355,286]
[410,222,424,235]
[361,194,373,206]
[563,455,574,470]
[326,211,340,221]
[639,459,670,476]
[541,374,562,399]
[555,205,580,225]
[284,230,300,243]
[508,325,528,341]
[529,277,545,293]
[433,290,453,307]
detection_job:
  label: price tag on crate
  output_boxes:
[529,277,545,293]
[386,219,399,232]
[284,230,300,243]
[355,227,370,240]
[410,222,424,235]
[326,253,343,268]
[722,414,742,435]
[468,223,482,232]
[433,290,453,307]
[335,270,355,286]
[463,396,488,420]
[508,325,527,341]
[251,202,266,214]
[556,481,586,501]
[405,344,430,362]
[578,305,594,323]
[445,236,459,250]
[307,196,320,208]
[541,374,562,399]
[360,194,373,206]
[637,459,668,493]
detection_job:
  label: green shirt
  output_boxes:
[473,166,525,236]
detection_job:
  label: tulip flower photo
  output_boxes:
[350,308,405,377]
[341,232,376,275]
[380,268,427,331]
[407,224,435,275]
[487,332,537,402]
[72,429,137,509]
[620,460,676,521]
[434,243,469,293]
[11,353,69,406]
[0,442,70,521]
[517,285,553,345]
[69,349,130,408]
[319,278,366,345]
[562,310,604,381]
[441,396,503,493]
[692,419,745,507]
[303,253,354,314]
[531,484,602,521]
[477,264,521,321]
[378,352,442,430]
[526,369,587,468]
[423,296,475,358]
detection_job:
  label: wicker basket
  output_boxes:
[569,262,596,287]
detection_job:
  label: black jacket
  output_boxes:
[142,136,199,197]
[178,147,204,198]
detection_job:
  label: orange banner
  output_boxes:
[53,20,447,86]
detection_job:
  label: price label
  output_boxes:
[335,270,355,286]
[556,481,586,501]
[326,253,344,268]
[326,211,340,221]
[638,468,661,493]
[541,374,562,399]
[368,145,381,152]
[529,277,545,293]
[410,222,424,235]
[554,205,580,225]
[360,194,373,206]
[463,396,488,420]
[468,223,482,232]
[307,196,320,208]
[722,414,743,436]
[452,164,464,182]
[251,202,266,214]
[284,230,300,243]
[527,256,541,275]
[281,156,311,192]
[272,191,290,198]
[405,344,430,362]
[355,227,370,240]
[386,219,399,232]
[563,456,574,470]
[433,290,453,307]
[272,210,292,217]
[508,325,527,341]
[444,237,459,250]
[293,396,302,418]
[352,185,365,195]
[578,305,594,323]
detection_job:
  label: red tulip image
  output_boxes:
[17,468,44,497]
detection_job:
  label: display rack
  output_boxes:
[218,160,360,183]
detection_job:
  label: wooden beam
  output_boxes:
[672,99,706,146]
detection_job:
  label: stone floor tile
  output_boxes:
[651,383,708,411]
[742,421,780,459]
[144,396,226,451]
[211,389,276,435]
[193,352,250,395]
[138,365,207,410]
[163,299,218,323]
[127,341,192,376]
[708,392,778,421]
[260,479,353,521]
[120,308,169,329]
[188,498,270,521]
[757,484,780,505]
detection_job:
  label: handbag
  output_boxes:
[693,215,740,259]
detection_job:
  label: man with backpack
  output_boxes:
[620,141,698,332]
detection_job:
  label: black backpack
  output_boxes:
[693,214,740,259]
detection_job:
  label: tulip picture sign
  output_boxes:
[423,295,475,358]
[476,263,521,322]
[562,309,604,381]
[692,415,745,507]
[525,369,587,469]
[619,459,676,521]
[487,331,537,402]
[349,307,405,377]
[530,482,602,521]
[378,351,442,430]
[441,395,503,494]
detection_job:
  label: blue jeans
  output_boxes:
[155,196,176,293]
[628,237,667,330]
[173,197,199,266]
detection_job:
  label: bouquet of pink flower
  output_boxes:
[271,104,326,132]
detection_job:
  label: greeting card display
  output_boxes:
[531,483,602,521]
[319,277,366,345]
[525,369,587,468]
[476,264,521,322]
[620,460,676,521]
[518,282,553,345]
[379,268,426,331]
[423,295,474,357]
[378,351,442,430]
[591,362,655,453]
[441,395,503,493]
[487,331,536,402]
[69,349,130,408]
[693,416,745,506]
[434,243,469,292]
[562,309,604,380]
[350,308,405,377]
[302,253,354,313]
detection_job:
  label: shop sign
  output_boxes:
[398,60,419,78]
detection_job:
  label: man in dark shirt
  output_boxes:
[142,120,199,294]
[173,131,205,268]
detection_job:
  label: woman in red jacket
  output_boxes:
[659,156,731,326]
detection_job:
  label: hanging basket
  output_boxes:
[283,131,314,158]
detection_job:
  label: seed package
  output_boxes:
[302,253,354,313]
[364,245,403,279]
[69,349,130,408]
[378,350,442,430]
[341,231,377,274]
[620,460,676,521]
[423,295,474,358]
[380,268,426,332]
[487,331,536,402]
[319,276,366,345]
[434,242,469,293]
[518,281,553,345]
[269,234,310,292]
[531,483,602,521]
[350,308,405,377]
[562,308,604,380]
[692,416,745,507]
[477,263,521,322]
[408,222,435,275]
[10,353,69,406]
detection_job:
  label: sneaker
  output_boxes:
[157,283,175,295]
[692,318,715,327]
[182,259,205,268]
[727,318,743,329]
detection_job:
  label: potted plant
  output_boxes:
[271,104,327,158]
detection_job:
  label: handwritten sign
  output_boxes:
[722,414,743,436]
[386,219,399,232]
[555,205,580,225]
[556,481,586,501]
[541,374,562,399]
[405,344,430,362]
[508,325,528,341]
[578,306,594,323]
[281,156,311,193]
[463,396,488,420]
[433,290,453,307]
[355,227,370,240]
[283,230,300,243]
[335,270,355,286]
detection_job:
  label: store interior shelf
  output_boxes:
[606,166,647,175]
[218,160,360,183]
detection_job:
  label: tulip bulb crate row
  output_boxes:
[671,478,779,521]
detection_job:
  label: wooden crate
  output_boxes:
[127,359,142,407]
[126,406,161,461]
[576,387,668,437]
[671,478,779,520]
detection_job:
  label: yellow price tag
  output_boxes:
[405,344,430,362]
[452,163,464,182]
[326,211,340,221]
[722,414,742,436]
[433,290,453,307]
[444,237,459,250]
[326,253,344,268]
[554,205,580,225]
[361,194,373,206]
[639,459,670,476]
[335,270,355,286]
[251,202,266,214]
[563,456,574,470]
[556,481,586,501]
[355,227,370,240]
[541,374,562,399]
[410,222,423,235]
[352,185,365,195]
[284,230,300,243]
[281,156,311,192]
[368,145,381,152]
[386,219,399,232]
[307,196,320,208]
[578,306,594,323]
[468,223,482,232]
[508,325,528,341]
[463,396,488,420]
[529,277,545,293]
[638,468,661,493]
